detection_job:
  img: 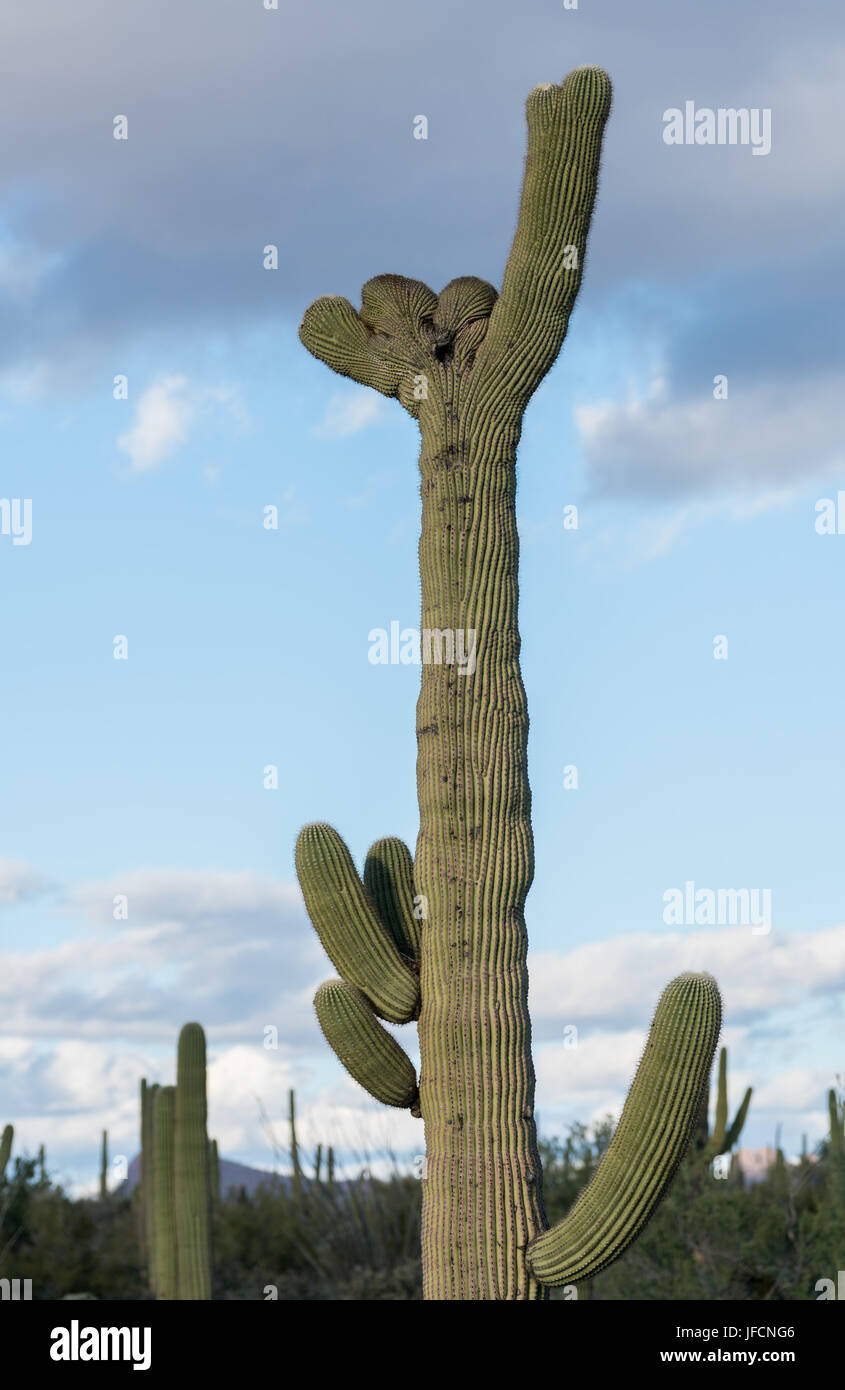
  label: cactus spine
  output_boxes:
[296,67,722,1299]
[174,1023,212,1300]
[0,1124,12,1178]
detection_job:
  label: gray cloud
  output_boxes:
[1,0,843,395]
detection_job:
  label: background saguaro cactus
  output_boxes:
[692,1045,753,1161]
[296,66,722,1300]
[174,1022,212,1300]
[137,1026,214,1299]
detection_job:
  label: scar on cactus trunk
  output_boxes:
[296,66,722,1300]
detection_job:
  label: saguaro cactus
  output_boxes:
[174,1023,212,1300]
[296,67,722,1299]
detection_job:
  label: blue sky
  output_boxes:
[0,0,843,1193]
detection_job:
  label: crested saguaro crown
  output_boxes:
[295,66,722,1301]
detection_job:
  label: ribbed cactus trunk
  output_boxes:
[415,414,543,1298]
[174,1023,212,1300]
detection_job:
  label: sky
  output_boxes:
[0,0,843,1195]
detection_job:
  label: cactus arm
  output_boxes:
[299,276,438,401]
[209,1138,221,1208]
[296,823,419,1023]
[724,1086,753,1152]
[315,979,420,1113]
[152,1087,178,1300]
[142,1082,159,1290]
[288,1088,303,1197]
[99,1130,108,1199]
[526,973,721,1287]
[472,67,612,412]
[363,836,421,964]
[0,1124,13,1177]
[710,1046,729,1153]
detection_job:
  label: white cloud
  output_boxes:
[528,923,845,1035]
[313,389,386,438]
[117,374,193,471]
[116,377,247,472]
[0,857,45,904]
[576,372,845,506]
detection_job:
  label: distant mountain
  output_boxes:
[119,1152,288,1199]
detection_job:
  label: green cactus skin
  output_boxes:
[0,1124,12,1178]
[829,1088,844,1162]
[288,1088,303,1198]
[709,1046,752,1155]
[296,824,419,1023]
[38,1144,45,1185]
[152,1087,178,1300]
[315,979,420,1112]
[363,837,421,964]
[140,1080,159,1286]
[99,1130,108,1200]
[828,1088,844,1203]
[210,1138,221,1209]
[297,66,723,1299]
[174,1023,212,1300]
[327,1145,335,1189]
[527,974,721,1286]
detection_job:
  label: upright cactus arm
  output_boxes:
[152,1087,178,1300]
[527,973,721,1286]
[296,824,422,1117]
[829,1088,844,1160]
[707,1046,752,1155]
[296,824,419,1024]
[473,67,612,410]
[710,1046,729,1154]
[724,1085,753,1152]
[363,837,421,965]
[0,1124,13,1177]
